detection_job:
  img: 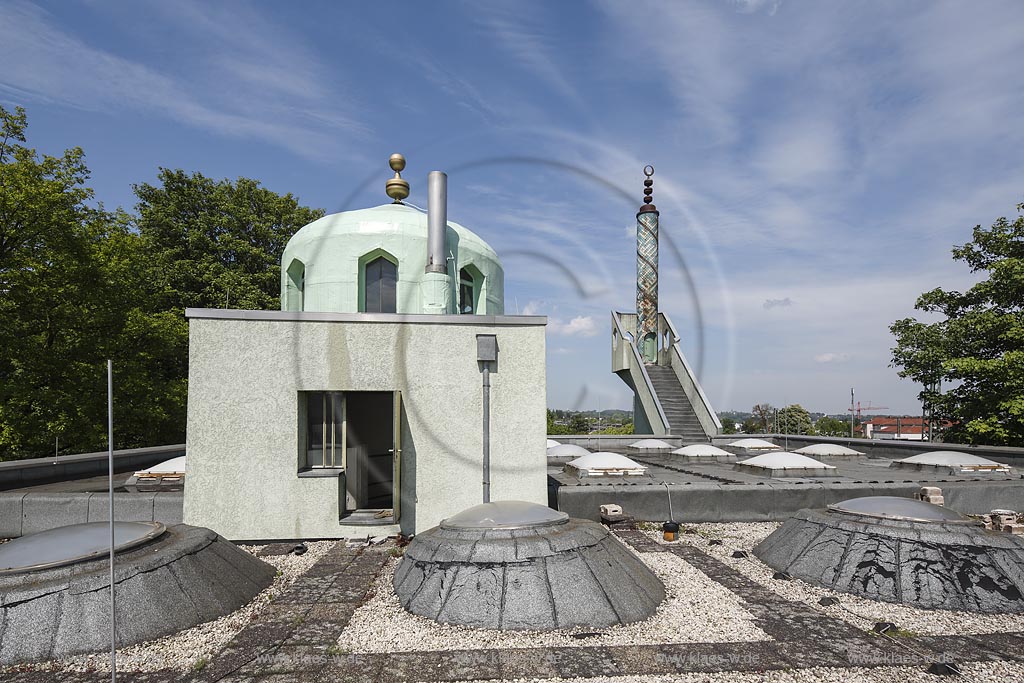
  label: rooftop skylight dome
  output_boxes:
[673,444,731,457]
[755,496,1024,613]
[0,523,274,664]
[546,443,591,458]
[393,500,665,629]
[727,438,780,451]
[628,438,673,452]
[565,452,648,477]
[0,522,166,574]
[125,455,187,491]
[794,444,865,457]
[891,451,1011,474]
[671,444,735,463]
[734,452,836,478]
[827,496,972,523]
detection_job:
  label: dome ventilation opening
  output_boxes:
[734,452,836,478]
[547,444,591,458]
[891,451,1011,475]
[565,452,648,477]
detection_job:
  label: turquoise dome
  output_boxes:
[280,203,504,315]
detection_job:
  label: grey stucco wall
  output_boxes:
[183,313,547,540]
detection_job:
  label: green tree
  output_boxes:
[776,404,814,435]
[0,109,326,459]
[133,168,324,312]
[0,105,118,458]
[594,423,634,435]
[891,200,1024,446]
[547,409,570,435]
[751,403,774,431]
[814,416,851,437]
[569,413,589,434]
[740,417,761,434]
[720,416,737,434]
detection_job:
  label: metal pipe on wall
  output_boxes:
[482,364,491,503]
[426,171,448,275]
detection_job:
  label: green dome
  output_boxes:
[280,203,504,314]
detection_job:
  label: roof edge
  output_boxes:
[185,308,547,326]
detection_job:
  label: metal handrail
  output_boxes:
[660,313,722,431]
[611,311,670,432]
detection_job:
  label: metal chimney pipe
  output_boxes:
[426,171,448,274]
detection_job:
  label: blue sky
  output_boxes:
[2,0,1023,415]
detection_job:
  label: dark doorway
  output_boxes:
[342,391,394,520]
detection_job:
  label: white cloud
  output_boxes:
[814,353,850,364]
[521,300,544,316]
[0,1,366,160]
[549,316,599,337]
[475,5,583,108]
[763,297,794,310]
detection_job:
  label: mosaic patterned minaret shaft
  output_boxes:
[636,165,659,363]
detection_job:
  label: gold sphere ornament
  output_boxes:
[385,153,410,203]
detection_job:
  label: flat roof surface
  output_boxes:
[549,453,1024,488]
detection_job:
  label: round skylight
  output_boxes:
[828,496,972,523]
[629,439,672,449]
[673,444,731,457]
[566,452,647,476]
[547,444,591,457]
[896,451,1006,467]
[440,501,568,530]
[134,455,186,475]
[0,521,166,575]
[546,439,561,448]
[728,438,781,450]
[736,452,835,470]
[794,444,864,457]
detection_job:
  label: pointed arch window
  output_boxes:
[364,256,397,313]
[284,258,305,312]
[459,267,476,314]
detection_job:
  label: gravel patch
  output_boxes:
[454,660,1024,683]
[2,540,336,674]
[641,522,1024,637]
[335,550,770,653]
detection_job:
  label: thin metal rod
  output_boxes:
[850,388,855,439]
[482,364,491,503]
[107,360,116,682]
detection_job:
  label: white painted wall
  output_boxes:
[183,310,547,540]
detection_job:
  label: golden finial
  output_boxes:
[385,153,410,203]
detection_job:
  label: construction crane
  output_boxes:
[848,402,889,420]
[847,389,888,437]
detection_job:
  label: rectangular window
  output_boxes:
[304,391,344,468]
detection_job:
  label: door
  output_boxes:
[393,390,402,521]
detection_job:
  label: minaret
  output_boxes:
[636,165,659,363]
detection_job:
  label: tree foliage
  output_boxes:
[0,107,324,459]
[776,404,814,435]
[546,409,571,435]
[133,169,323,312]
[891,200,1024,446]
[751,403,774,431]
[0,105,112,457]
[814,415,851,437]
[740,417,762,434]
